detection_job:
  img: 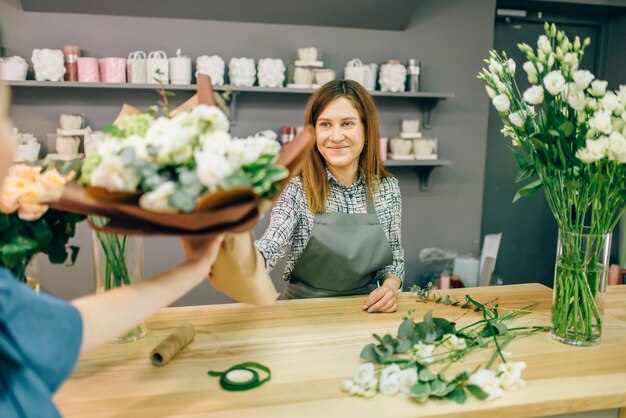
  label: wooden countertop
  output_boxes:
[55,284,626,418]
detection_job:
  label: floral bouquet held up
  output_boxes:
[479,23,626,346]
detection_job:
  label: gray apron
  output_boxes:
[279,198,394,299]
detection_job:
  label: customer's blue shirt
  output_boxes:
[0,267,82,418]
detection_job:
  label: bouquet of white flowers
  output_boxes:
[478,23,626,346]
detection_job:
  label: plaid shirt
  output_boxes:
[255,169,405,286]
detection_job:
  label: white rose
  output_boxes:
[573,70,595,90]
[138,181,178,213]
[398,368,418,394]
[191,104,230,133]
[412,342,435,365]
[194,148,235,191]
[492,94,511,113]
[576,137,609,163]
[537,35,552,54]
[442,334,467,351]
[90,155,140,192]
[589,80,608,97]
[352,363,376,388]
[589,110,613,134]
[523,85,545,105]
[608,131,626,163]
[378,364,401,396]
[508,110,526,128]
[469,369,504,400]
[543,71,566,96]
[567,86,586,111]
[522,61,538,84]
[600,92,620,113]
[119,134,149,160]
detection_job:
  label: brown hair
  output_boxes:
[301,80,390,213]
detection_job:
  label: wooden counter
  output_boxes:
[55,284,626,418]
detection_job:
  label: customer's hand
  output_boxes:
[180,234,226,276]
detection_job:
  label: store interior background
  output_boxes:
[1,0,624,305]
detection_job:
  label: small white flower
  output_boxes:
[522,61,538,84]
[378,364,401,396]
[572,70,595,90]
[508,110,526,128]
[608,131,626,163]
[576,137,609,163]
[507,59,516,75]
[353,363,376,388]
[537,35,552,54]
[485,85,497,99]
[589,110,613,135]
[145,117,195,164]
[547,53,555,68]
[119,134,150,160]
[589,80,608,97]
[492,94,511,113]
[138,181,178,213]
[488,60,503,76]
[362,387,377,398]
[412,342,435,365]
[90,155,140,193]
[567,86,586,111]
[600,92,620,113]
[497,362,527,390]
[398,368,418,394]
[523,85,545,105]
[469,369,504,400]
[194,148,235,191]
[442,334,467,351]
[191,104,230,133]
[617,85,626,104]
[562,52,578,70]
[341,380,355,393]
[543,71,566,96]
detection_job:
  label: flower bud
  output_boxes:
[573,36,581,51]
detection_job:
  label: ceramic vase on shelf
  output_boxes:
[91,225,146,343]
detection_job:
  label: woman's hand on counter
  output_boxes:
[363,275,401,313]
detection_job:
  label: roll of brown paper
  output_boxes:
[150,323,195,367]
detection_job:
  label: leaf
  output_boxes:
[515,165,535,183]
[0,236,39,257]
[433,317,456,335]
[410,381,431,403]
[396,337,413,353]
[512,149,532,171]
[447,387,468,404]
[360,344,379,362]
[103,124,125,138]
[168,191,196,213]
[513,178,542,203]
[547,129,560,138]
[430,379,449,397]
[481,322,508,337]
[398,318,415,339]
[0,213,10,231]
[558,120,575,138]
[68,245,80,266]
[419,368,437,382]
[466,384,489,400]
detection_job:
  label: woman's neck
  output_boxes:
[327,162,359,186]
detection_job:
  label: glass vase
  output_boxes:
[92,231,147,343]
[551,228,611,346]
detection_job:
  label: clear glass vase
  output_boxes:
[92,231,147,343]
[551,228,611,346]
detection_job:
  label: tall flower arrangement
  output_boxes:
[478,23,626,345]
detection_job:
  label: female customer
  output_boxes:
[256,80,405,312]
[0,82,226,418]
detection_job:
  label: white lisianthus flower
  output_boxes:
[600,92,620,113]
[469,369,504,400]
[576,137,609,163]
[171,111,201,142]
[492,94,511,113]
[398,368,418,394]
[378,364,401,396]
[578,110,588,125]
[612,118,624,134]
[608,131,626,163]
[508,110,526,128]
[495,80,508,95]
[497,362,527,390]
[562,52,578,70]
[536,62,545,73]
[488,60,503,76]
[191,104,230,133]
[485,85,497,99]
[411,342,435,365]
[90,155,140,192]
[353,363,377,388]
[119,134,150,160]
[567,86,586,111]
[543,71,566,96]
[618,85,626,104]
[507,59,516,75]
[145,117,195,164]
[523,85,545,105]
[94,137,123,159]
[586,98,599,112]
[199,130,232,151]
[572,70,595,90]
[442,334,467,351]
[341,380,355,393]
[589,110,613,134]
[547,53,555,69]
[227,137,281,167]
[194,148,235,191]
[537,35,552,54]
[589,80,608,97]
[522,61,538,84]
[138,181,178,213]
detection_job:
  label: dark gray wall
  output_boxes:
[607,15,626,87]
[0,0,496,306]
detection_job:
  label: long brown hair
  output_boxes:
[301,79,390,213]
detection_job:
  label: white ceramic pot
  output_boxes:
[390,138,413,155]
[402,119,420,134]
[60,113,83,130]
[294,67,313,85]
[298,47,318,61]
[14,143,41,162]
[56,136,81,155]
[0,57,28,81]
[314,69,335,85]
[344,58,365,85]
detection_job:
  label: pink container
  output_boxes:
[379,137,388,161]
[99,58,126,83]
[77,57,99,82]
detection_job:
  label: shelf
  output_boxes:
[6,80,453,128]
[384,159,451,191]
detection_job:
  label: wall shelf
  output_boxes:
[5,80,453,128]
[384,159,451,191]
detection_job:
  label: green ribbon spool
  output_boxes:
[208,362,271,391]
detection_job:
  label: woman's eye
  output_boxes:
[318,122,330,128]
[343,121,355,127]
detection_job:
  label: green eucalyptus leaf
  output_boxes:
[360,343,380,362]
[168,191,195,213]
[430,379,449,397]
[410,381,431,403]
[398,318,415,339]
[419,368,437,382]
[447,387,468,404]
[396,337,413,353]
[466,384,489,400]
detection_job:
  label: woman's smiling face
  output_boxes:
[314,97,365,172]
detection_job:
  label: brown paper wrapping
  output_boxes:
[150,323,195,367]
[210,232,277,305]
[47,74,314,236]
